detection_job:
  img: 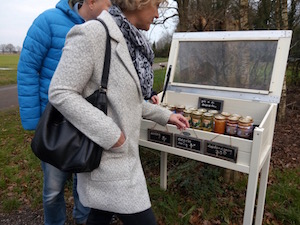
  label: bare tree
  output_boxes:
[0,44,5,53]
[278,0,289,122]
[5,44,15,53]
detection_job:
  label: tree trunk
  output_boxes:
[278,0,288,122]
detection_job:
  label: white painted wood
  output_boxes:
[139,30,292,225]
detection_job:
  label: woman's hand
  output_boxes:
[112,132,126,148]
[150,95,159,104]
[168,114,190,130]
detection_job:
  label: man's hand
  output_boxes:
[168,113,190,130]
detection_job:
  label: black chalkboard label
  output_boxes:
[198,98,223,112]
[175,134,202,153]
[204,141,238,163]
[148,129,173,146]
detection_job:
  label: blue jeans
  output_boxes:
[42,161,90,225]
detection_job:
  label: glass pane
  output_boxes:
[173,41,277,90]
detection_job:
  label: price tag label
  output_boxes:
[148,129,173,146]
[204,141,238,163]
[175,134,202,153]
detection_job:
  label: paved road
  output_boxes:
[0,63,167,111]
[0,84,18,110]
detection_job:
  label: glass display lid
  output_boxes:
[165,30,292,103]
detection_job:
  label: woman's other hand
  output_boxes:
[168,114,190,130]
[150,95,159,104]
[112,132,126,148]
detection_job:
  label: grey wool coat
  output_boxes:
[48,10,172,214]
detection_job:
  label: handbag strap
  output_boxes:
[97,19,111,90]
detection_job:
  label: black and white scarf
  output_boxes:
[109,5,155,99]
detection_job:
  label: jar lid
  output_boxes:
[203,112,213,117]
[188,107,197,112]
[228,116,239,122]
[239,117,252,124]
[231,113,241,118]
[192,110,202,116]
[221,111,231,117]
[244,115,253,122]
[183,109,192,114]
[214,114,226,120]
[208,110,219,114]
[176,105,186,109]
[198,108,207,113]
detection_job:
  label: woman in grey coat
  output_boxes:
[49,0,189,224]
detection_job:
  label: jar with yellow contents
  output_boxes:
[191,110,202,129]
[202,112,213,131]
[183,109,193,127]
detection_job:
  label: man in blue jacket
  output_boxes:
[17,0,111,224]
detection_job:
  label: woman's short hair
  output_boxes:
[111,0,168,11]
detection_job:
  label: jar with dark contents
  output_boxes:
[226,116,239,136]
[237,117,252,139]
[176,105,186,115]
[183,109,193,127]
[192,110,202,129]
[214,114,226,134]
[202,112,213,131]
[168,104,176,113]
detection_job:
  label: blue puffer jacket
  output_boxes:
[17,0,84,130]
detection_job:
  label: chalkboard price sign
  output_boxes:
[148,129,173,146]
[175,134,202,153]
[204,141,238,163]
[198,98,224,112]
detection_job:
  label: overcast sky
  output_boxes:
[0,0,177,48]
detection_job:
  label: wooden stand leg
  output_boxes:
[160,152,168,190]
[255,153,271,225]
[243,168,259,225]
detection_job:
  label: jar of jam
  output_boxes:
[183,109,193,127]
[168,104,176,113]
[192,111,202,129]
[226,116,239,136]
[214,114,226,134]
[237,117,252,139]
[202,112,213,131]
[176,105,186,115]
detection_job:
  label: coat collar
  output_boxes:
[99,11,142,98]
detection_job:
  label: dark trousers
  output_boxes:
[86,207,157,225]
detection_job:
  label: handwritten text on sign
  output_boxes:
[175,134,201,153]
[148,129,173,146]
[204,141,238,163]
[199,98,224,112]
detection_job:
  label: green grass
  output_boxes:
[0,54,19,85]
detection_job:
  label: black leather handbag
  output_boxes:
[31,19,111,173]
